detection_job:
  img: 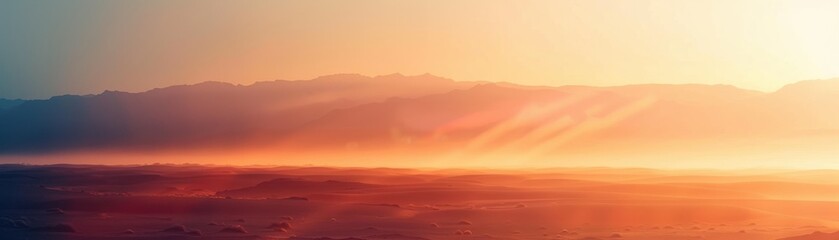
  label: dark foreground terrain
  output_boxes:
[1,164,838,240]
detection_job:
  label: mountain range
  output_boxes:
[2,74,839,162]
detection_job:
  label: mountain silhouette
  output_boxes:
[0,99,25,112]
[0,74,474,152]
[1,75,838,156]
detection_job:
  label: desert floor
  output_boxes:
[1,164,838,240]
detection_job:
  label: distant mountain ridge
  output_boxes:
[0,99,25,111]
[0,74,475,152]
[1,74,838,156]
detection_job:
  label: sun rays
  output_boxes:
[426,90,658,168]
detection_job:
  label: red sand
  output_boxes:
[0,165,837,239]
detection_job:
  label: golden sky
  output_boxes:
[1,0,838,98]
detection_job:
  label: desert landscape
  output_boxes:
[3,1,839,239]
[2,164,839,240]
[2,74,839,240]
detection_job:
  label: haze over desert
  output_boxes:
[2,1,839,239]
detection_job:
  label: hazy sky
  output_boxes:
[1,0,838,99]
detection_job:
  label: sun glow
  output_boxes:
[3,1,839,98]
[776,1,839,79]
